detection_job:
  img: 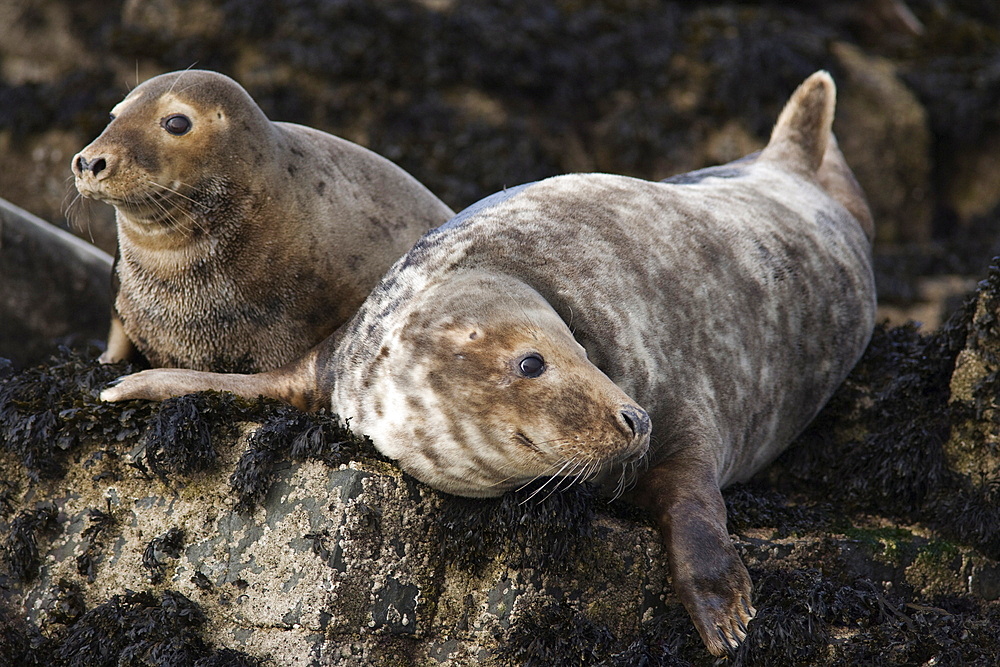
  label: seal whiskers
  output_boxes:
[138,180,210,236]
[62,187,98,243]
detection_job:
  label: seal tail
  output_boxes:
[761,71,874,241]
[760,70,835,175]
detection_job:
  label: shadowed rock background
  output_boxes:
[1,0,999,665]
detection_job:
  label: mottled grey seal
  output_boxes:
[72,69,453,372]
[101,72,876,655]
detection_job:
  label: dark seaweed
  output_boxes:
[3,502,58,583]
[437,482,597,575]
[141,393,242,481]
[494,600,622,667]
[142,527,185,585]
[0,597,56,666]
[50,590,262,667]
[495,568,1000,666]
[723,483,836,538]
[42,578,87,626]
[76,506,117,582]
[0,348,150,482]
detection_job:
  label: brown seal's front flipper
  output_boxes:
[100,342,331,413]
[633,455,756,657]
[99,313,139,364]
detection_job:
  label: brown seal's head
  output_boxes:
[338,270,651,497]
[71,70,274,248]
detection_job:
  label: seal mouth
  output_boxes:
[515,431,545,456]
[612,438,650,466]
[74,180,115,203]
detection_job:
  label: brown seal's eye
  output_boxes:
[162,114,192,136]
[518,354,545,378]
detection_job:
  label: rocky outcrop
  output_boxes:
[2,263,1000,665]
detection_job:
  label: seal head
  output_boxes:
[337,270,651,497]
[72,71,267,243]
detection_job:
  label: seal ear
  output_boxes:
[760,70,835,175]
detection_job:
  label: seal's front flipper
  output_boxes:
[99,313,140,364]
[634,458,756,656]
[100,345,330,412]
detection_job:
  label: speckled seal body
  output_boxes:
[73,69,453,372]
[102,72,875,656]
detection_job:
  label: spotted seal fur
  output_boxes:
[72,69,453,372]
[102,72,876,655]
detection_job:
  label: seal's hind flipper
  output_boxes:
[760,71,836,176]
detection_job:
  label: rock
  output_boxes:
[0,375,672,665]
[121,0,225,41]
[943,265,1000,487]
[0,197,112,367]
[4,279,1000,665]
[832,41,933,244]
[946,134,1000,223]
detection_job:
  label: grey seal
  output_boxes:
[72,69,453,372]
[102,72,876,655]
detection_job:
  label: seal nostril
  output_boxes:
[90,158,107,176]
[622,411,636,434]
[620,405,651,438]
[75,156,89,174]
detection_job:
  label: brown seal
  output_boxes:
[102,72,876,656]
[72,69,453,372]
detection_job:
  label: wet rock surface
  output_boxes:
[0,198,112,369]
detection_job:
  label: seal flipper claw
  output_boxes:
[716,627,733,653]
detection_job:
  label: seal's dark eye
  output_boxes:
[518,354,545,378]
[162,114,192,136]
